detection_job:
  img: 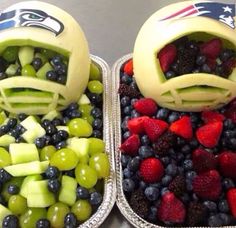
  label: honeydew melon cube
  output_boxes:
[9,143,39,165]
[0,135,15,147]
[28,180,50,195]
[18,46,34,67]
[36,62,53,80]
[78,94,90,105]
[5,64,18,76]
[4,161,49,177]
[67,137,89,158]
[20,174,42,198]
[0,111,7,125]
[27,193,55,208]
[42,110,61,121]
[0,204,12,228]
[59,175,77,206]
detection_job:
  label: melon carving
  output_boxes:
[133,1,236,111]
[0,1,90,114]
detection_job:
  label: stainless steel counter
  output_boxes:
[0,0,180,227]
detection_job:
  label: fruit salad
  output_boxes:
[117,55,236,227]
[0,61,110,228]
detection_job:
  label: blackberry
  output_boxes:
[129,189,149,219]
[186,202,207,226]
[118,84,140,98]
[153,131,176,156]
[168,175,186,196]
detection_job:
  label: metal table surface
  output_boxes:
[1,0,180,227]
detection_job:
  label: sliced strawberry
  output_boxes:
[123,59,133,76]
[201,110,225,124]
[139,157,164,183]
[133,98,158,116]
[227,188,236,218]
[169,115,193,139]
[219,152,236,180]
[157,192,186,224]
[158,44,177,73]
[196,121,223,148]
[143,118,168,142]
[119,134,140,156]
[192,148,217,173]
[192,170,222,200]
[127,116,149,134]
[200,38,222,59]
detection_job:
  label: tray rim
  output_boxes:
[112,53,236,228]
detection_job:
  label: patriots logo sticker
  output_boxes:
[160,2,236,29]
[0,9,64,36]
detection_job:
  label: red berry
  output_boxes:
[127,116,149,134]
[227,188,236,218]
[119,134,140,156]
[219,152,236,180]
[225,106,236,123]
[158,44,177,73]
[143,118,168,142]
[133,98,158,116]
[169,115,193,139]
[201,110,225,124]
[223,58,236,75]
[157,192,186,224]
[192,148,217,173]
[196,121,223,148]
[206,58,216,70]
[192,170,222,200]
[139,158,164,183]
[200,38,222,59]
[123,59,133,76]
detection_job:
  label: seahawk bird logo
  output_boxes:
[0,9,64,36]
[160,2,236,29]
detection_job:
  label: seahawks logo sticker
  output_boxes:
[0,9,64,36]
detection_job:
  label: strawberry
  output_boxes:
[123,59,133,76]
[201,110,225,124]
[192,148,217,173]
[219,152,236,180]
[225,106,236,123]
[227,188,236,218]
[158,44,177,73]
[143,118,168,142]
[139,157,164,183]
[192,170,222,200]
[133,98,158,116]
[200,38,222,59]
[127,116,149,134]
[157,192,186,224]
[196,121,223,148]
[119,134,140,156]
[169,115,193,139]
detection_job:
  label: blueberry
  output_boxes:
[127,157,140,172]
[177,166,184,175]
[131,110,140,118]
[123,178,135,193]
[141,135,150,146]
[131,98,138,106]
[138,146,153,159]
[123,131,131,140]
[91,107,102,118]
[201,63,211,73]
[189,139,199,149]
[220,49,233,61]
[55,141,67,150]
[51,55,62,66]
[0,169,11,183]
[87,93,102,105]
[123,106,132,115]
[36,218,51,228]
[161,175,172,186]
[203,200,217,212]
[181,144,191,154]
[67,102,78,111]
[52,118,62,126]
[168,112,180,123]
[196,55,206,65]
[222,178,235,190]
[76,186,90,199]
[139,181,147,190]
[165,71,176,79]
[0,72,7,80]
[35,137,46,149]
[45,166,60,179]
[176,137,185,147]
[92,130,102,138]
[160,187,170,196]
[183,159,193,171]
[180,193,190,204]
[45,124,57,135]
[218,200,229,213]
[89,191,103,206]
[55,63,67,75]
[93,118,103,130]
[219,213,232,225]
[144,186,159,201]
[121,74,132,84]
[186,179,193,191]
[123,168,134,178]
[51,133,62,144]
[148,206,158,222]
[215,66,224,76]
[130,81,138,90]
[18,113,27,121]
[192,193,199,201]
[48,179,61,193]
[121,154,131,168]
[229,138,236,149]
[223,119,234,130]
[156,108,169,120]
[46,70,57,81]
[7,118,17,129]
[160,156,170,166]
[185,171,197,180]
[64,170,75,178]
[165,164,177,176]
[32,58,42,71]
[0,125,10,135]
[64,212,77,228]
[121,119,128,131]
[170,62,179,73]
[9,129,20,139]
[2,215,19,228]
[62,117,70,125]
[208,215,223,227]
[57,130,69,140]
[69,110,82,119]
[176,153,185,162]
[41,119,51,128]
[57,75,67,84]
[15,137,25,143]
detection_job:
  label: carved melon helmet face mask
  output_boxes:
[133,1,236,112]
[0,1,90,114]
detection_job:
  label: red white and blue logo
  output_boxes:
[160,2,235,29]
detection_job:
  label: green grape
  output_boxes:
[0,112,6,125]
[88,138,105,156]
[75,164,97,188]
[71,200,92,222]
[80,154,89,164]
[0,147,11,168]
[89,63,101,81]
[50,148,79,170]
[68,118,92,137]
[20,208,47,228]
[47,202,70,228]
[82,115,94,125]
[40,145,56,161]
[21,64,36,77]
[40,48,56,59]
[88,80,103,94]
[89,153,110,178]
[8,195,27,215]
[2,46,19,62]
[79,104,93,117]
